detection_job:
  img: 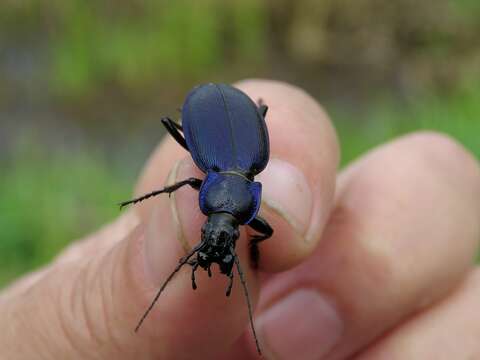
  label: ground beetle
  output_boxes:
[120,83,273,355]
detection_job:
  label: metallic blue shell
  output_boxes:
[182,83,270,177]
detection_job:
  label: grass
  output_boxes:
[335,87,480,166]
[0,140,131,285]
[1,86,479,287]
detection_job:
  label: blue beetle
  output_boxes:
[120,83,272,354]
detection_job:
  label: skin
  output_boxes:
[1,79,480,360]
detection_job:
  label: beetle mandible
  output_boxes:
[120,83,273,355]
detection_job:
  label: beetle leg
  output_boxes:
[119,177,202,208]
[188,260,199,290]
[161,117,189,151]
[247,215,273,268]
[226,268,234,297]
[258,105,268,118]
[257,98,268,118]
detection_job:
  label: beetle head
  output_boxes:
[199,212,240,274]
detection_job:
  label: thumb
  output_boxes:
[0,157,256,359]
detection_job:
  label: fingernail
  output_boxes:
[256,159,313,238]
[144,196,178,281]
[258,289,343,360]
[143,159,204,282]
[143,160,193,281]
[165,160,192,253]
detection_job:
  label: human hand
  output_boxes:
[1,80,479,359]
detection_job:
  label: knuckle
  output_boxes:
[56,257,125,357]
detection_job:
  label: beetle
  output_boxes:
[120,83,273,355]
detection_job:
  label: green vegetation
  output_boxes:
[336,85,480,166]
[2,0,479,100]
[0,141,130,285]
[0,0,266,98]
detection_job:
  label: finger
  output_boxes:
[240,132,480,359]
[134,79,340,271]
[354,267,480,359]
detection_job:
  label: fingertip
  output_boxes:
[235,79,331,122]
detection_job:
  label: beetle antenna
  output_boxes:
[119,189,167,209]
[135,244,201,332]
[231,247,262,356]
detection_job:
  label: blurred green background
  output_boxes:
[1,0,479,286]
